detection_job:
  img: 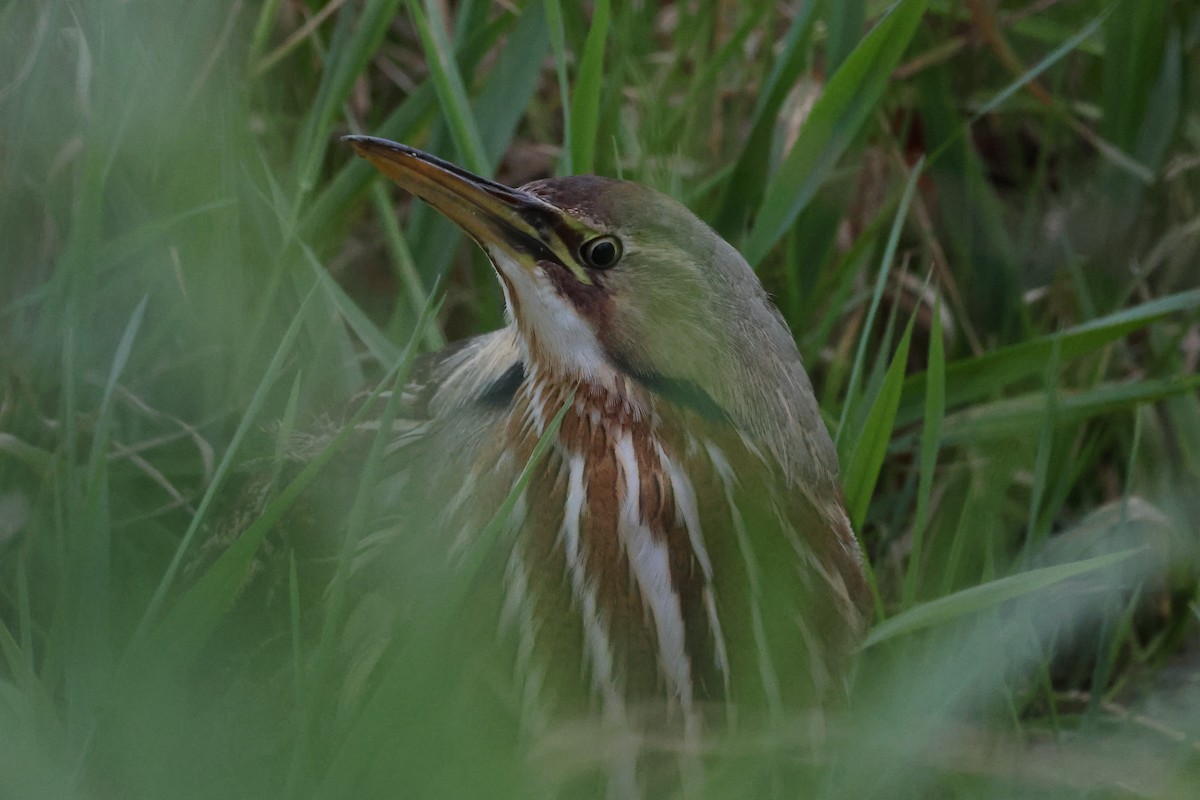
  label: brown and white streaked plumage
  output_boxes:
[345,137,869,749]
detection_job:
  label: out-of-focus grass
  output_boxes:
[2,0,1199,797]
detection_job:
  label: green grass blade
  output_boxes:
[1130,25,1180,173]
[304,245,402,365]
[843,313,916,531]
[470,3,550,167]
[865,549,1142,648]
[901,297,945,608]
[712,0,819,235]
[0,608,56,731]
[399,6,547,296]
[289,550,303,701]
[896,288,1200,426]
[742,0,928,267]
[145,364,406,667]
[1022,336,1063,564]
[303,12,517,238]
[69,296,149,721]
[247,0,287,66]
[369,182,445,350]
[930,374,1200,446]
[972,8,1112,122]
[543,0,573,174]
[568,0,610,174]
[90,201,237,275]
[825,0,865,74]
[667,4,772,166]
[453,389,575,600]
[313,391,575,798]
[252,0,349,77]
[142,291,440,672]
[1101,0,1165,152]
[272,372,305,489]
[302,81,439,235]
[87,295,149,479]
[929,5,1144,183]
[293,0,406,203]
[409,0,488,174]
[836,156,924,449]
[131,287,320,643]
[286,309,430,794]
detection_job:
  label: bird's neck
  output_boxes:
[502,354,712,715]
[520,358,649,435]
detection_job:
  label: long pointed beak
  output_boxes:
[343,135,591,285]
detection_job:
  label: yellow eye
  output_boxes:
[581,236,622,269]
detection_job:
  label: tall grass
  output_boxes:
[2,0,1199,796]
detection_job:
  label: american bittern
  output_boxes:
[343,136,869,740]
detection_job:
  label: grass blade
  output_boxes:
[408,0,488,174]
[836,156,924,447]
[742,0,928,266]
[454,389,575,599]
[87,295,149,480]
[825,0,865,74]
[929,374,1200,446]
[543,0,573,174]
[973,8,1112,122]
[865,549,1142,648]
[901,297,945,608]
[1022,335,1063,563]
[896,288,1200,426]
[843,313,916,531]
[470,3,550,167]
[369,182,445,350]
[711,0,819,235]
[567,0,610,174]
[304,245,402,366]
[313,390,574,798]
[285,300,433,793]
[132,287,319,643]
[292,0,406,203]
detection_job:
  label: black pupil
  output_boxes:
[588,240,617,267]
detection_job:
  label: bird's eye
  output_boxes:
[580,236,622,270]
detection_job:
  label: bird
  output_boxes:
[340,135,870,754]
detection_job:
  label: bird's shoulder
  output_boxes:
[397,327,525,422]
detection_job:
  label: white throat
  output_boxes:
[490,249,619,389]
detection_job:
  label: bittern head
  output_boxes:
[346,136,838,484]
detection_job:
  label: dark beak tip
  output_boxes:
[342,134,375,156]
[341,135,425,166]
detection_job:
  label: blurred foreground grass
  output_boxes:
[2,0,1200,797]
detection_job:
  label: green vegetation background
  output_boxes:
[2,0,1199,796]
